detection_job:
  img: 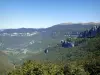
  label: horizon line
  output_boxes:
[0,22,100,29]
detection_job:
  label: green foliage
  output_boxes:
[83,57,100,75]
[0,51,13,75]
[7,35,100,75]
[8,60,65,75]
[74,38,89,46]
[66,38,72,42]
[87,37,100,51]
[1,26,100,75]
[8,60,94,75]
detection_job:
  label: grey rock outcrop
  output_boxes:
[61,40,74,48]
[78,26,100,38]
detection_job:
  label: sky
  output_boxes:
[0,0,100,29]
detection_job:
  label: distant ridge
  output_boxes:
[58,22,100,25]
[0,22,100,30]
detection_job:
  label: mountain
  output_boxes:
[26,25,100,63]
[0,23,99,64]
[78,25,100,38]
[8,23,100,75]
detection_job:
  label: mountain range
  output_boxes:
[0,23,100,74]
[0,23,99,63]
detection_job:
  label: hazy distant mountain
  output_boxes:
[0,23,96,49]
[0,23,99,63]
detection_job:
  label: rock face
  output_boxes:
[78,26,100,38]
[44,49,49,54]
[61,40,74,48]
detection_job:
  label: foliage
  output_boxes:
[0,51,13,75]
[1,26,100,75]
[8,35,100,75]
[8,60,90,75]
[83,57,100,75]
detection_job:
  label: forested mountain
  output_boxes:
[0,23,100,74]
[0,23,96,51]
[0,23,97,63]
[8,23,100,75]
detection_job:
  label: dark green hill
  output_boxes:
[0,51,13,74]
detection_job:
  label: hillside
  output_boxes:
[26,25,100,62]
[0,51,13,74]
[8,30,100,75]
[0,23,97,64]
[0,23,100,75]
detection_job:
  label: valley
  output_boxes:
[0,23,100,75]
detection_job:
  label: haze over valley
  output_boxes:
[0,0,100,75]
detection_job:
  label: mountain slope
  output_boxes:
[27,25,100,63]
[8,25,100,75]
[0,23,96,51]
[0,51,13,74]
[0,23,99,64]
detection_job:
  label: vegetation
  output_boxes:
[7,35,100,75]
[7,60,86,75]
[0,25,100,75]
[8,57,100,75]
[0,51,13,75]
